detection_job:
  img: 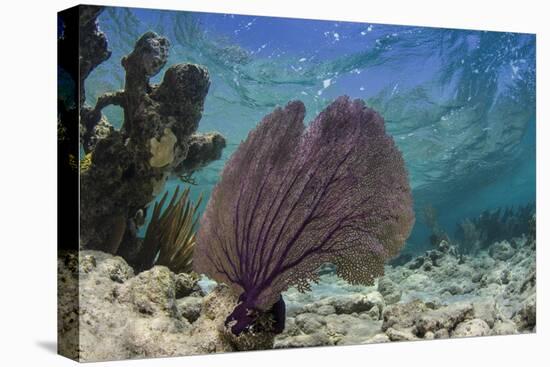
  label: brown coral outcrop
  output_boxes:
[76,13,226,267]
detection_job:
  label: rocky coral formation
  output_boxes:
[78,6,111,107]
[58,250,276,362]
[75,7,226,267]
[58,6,111,253]
[276,236,535,347]
[58,5,111,110]
[59,233,535,360]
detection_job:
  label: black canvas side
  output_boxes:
[57,4,80,362]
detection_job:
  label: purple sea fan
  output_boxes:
[194,96,414,335]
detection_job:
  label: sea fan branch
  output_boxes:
[194,96,414,335]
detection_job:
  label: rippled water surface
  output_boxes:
[86,7,536,252]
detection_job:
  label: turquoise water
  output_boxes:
[85,7,536,253]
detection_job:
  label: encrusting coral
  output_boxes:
[75,7,226,269]
[134,186,202,274]
[194,96,415,337]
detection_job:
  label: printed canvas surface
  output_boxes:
[57,5,536,362]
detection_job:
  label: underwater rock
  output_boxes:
[402,273,432,291]
[58,5,111,108]
[175,272,203,298]
[78,6,111,99]
[316,304,337,316]
[276,311,382,347]
[379,297,496,341]
[413,302,474,336]
[407,256,425,270]
[103,256,134,283]
[117,266,178,316]
[81,116,114,153]
[219,312,279,351]
[177,297,203,323]
[377,277,402,304]
[57,252,81,360]
[452,319,490,338]
[201,284,235,320]
[125,31,170,78]
[513,293,536,331]
[436,239,452,253]
[365,292,386,317]
[491,320,518,336]
[434,328,450,339]
[385,327,418,342]
[58,251,263,361]
[175,132,227,174]
[314,292,385,315]
[201,285,279,351]
[325,314,381,344]
[366,333,391,343]
[274,333,332,349]
[443,284,463,295]
[489,240,515,261]
[472,300,499,328]
[423,331,435,340]
[382,300,431,331]
[75,6,114,152]
[295,313,326,334]
[519,267,536,294]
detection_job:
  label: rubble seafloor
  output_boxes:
[58,235,535,362]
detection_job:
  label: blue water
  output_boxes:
[86,6,536,253]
